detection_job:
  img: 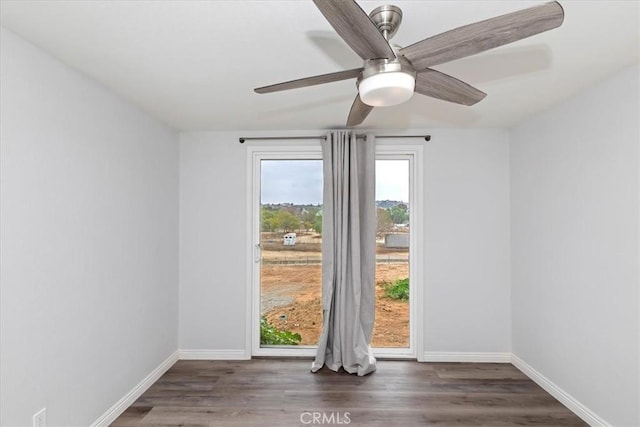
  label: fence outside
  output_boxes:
[262,256,408,265]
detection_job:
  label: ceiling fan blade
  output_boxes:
[401,1,564,70]
[313,0,395,61]
[254,68,362,94]
[415,69,486,106]
[346,94,373,126]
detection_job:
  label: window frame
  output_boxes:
[246,142,424,359]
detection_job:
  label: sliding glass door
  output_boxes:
[248,145,422,358]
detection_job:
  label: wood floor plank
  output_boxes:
[111,359,587,426]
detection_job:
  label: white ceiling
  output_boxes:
[1,0,638,131]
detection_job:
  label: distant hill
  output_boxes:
[264,201,407,210]
[376,200,408,209]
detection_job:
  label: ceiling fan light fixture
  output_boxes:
[358,59,416,107]
[359,71,415,107]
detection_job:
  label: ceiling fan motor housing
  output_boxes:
[356,5,415,107]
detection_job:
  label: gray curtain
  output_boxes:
[311,130,376,376]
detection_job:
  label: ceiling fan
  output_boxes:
[254,1,564,126]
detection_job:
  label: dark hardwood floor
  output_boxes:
[111,359,587,426]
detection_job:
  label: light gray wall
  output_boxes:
[0,28,179,427]
[179,129,512,355]
[179,132,249,351]
[425,130,511,354]
[510,64,639,426]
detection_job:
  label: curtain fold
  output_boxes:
[311,130,376,376]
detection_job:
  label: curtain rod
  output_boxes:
[238,134,431,143]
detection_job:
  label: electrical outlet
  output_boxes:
[33,408,46,427]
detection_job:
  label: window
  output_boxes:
[259,159,323,349]
[373,159,410,349]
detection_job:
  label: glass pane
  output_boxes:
[372,159,410,348]
[260,160,323,347]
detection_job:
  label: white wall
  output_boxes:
[424,130,511,355]
[179,132,249,352]
[510,64,639,426]
[179,129,511,357]
[0,28,179,427]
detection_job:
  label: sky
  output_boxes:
[261,159,408,204]
[376,160,409,202]
[261,160,323,205]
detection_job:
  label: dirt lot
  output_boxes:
[261,262,409,347]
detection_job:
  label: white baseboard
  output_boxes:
[511,354,609,426]
[179,349,251,360]
[91,350,178,427]
[422,351,511,363]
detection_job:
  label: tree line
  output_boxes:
[261,206,322,233]
[376,203,408,237]
[261,203,408,236]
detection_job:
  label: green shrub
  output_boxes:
[385,278,409,301]
[260,317,302,345]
